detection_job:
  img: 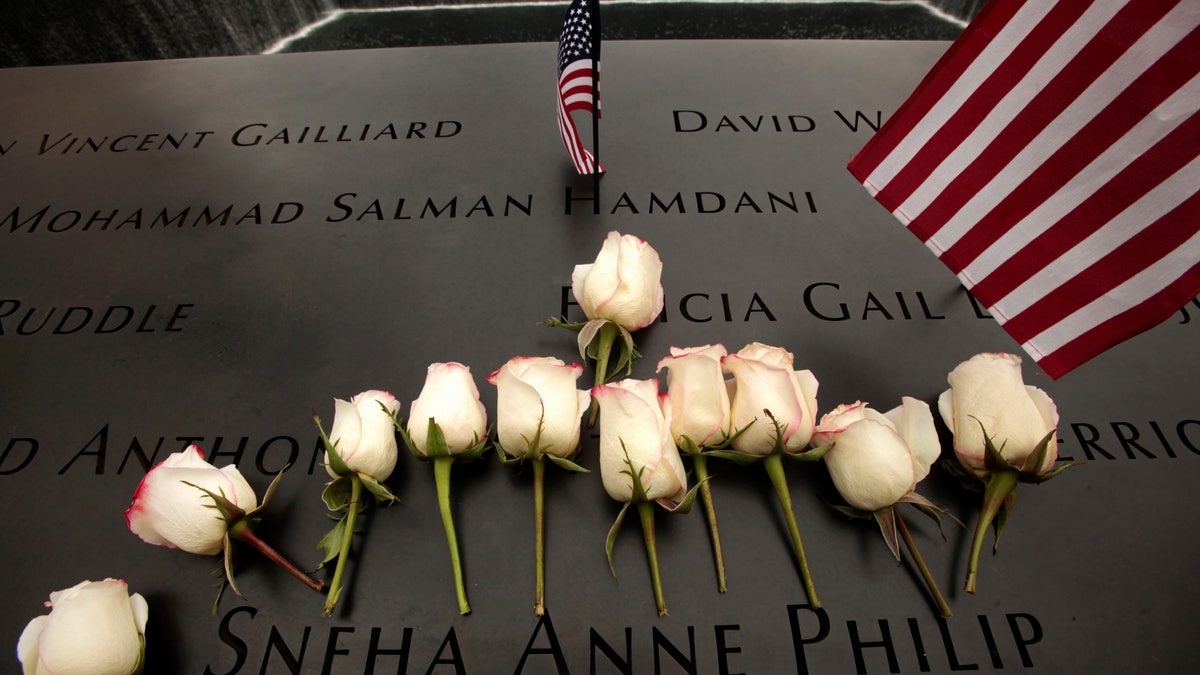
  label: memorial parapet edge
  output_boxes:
[1,41,1197,674]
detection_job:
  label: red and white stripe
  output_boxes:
[849,0,1200,378]
[557,59,603,174]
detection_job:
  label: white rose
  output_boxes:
[938,352,1058,477]
[571,230,665,330]
[326,389,401,480]
[407,362,488,455]
[815,399,941,512]
[487,356,589,459]
[18,578,148,675]
[592,378,687,506]
[722,342,819,456]
[656,344,732,447]
[125,445,256,555]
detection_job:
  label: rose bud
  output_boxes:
[326,389,401,481]
[815,399,953,617]
[815,398,941,512]
[401,362,491,615]
[407,362,489,457]
[593,378,687,507]
[656,344,732,449]
[937,352,1058,477]
[721,342,823,607]
[571,230,665,330]
[939,352,1074,595]
[593,377,691,616]
[722,342,819,456]
[488,356,589,461]
[18,578,148,675]
[656,344,735,591]
[126,445,256,555]
[489,356,590,615]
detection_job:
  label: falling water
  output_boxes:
[0,0,983,68]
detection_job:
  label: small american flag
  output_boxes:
[557,0,603,175]
[849,0,1200,378]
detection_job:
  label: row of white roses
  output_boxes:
[17,348,1060,673]
[18,230,1064,673]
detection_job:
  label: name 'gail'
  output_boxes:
[229,121,462,147]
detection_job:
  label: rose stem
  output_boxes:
[693,454,727,592]
[637,501,668,616]
[435,456,471,615]
[533,457,546,616]
[231,522,325,593]
[965,469,1019,594]
[324,475,362,616]
[587,323,618,427]
[764,453,820,608]
[895,507,951,618]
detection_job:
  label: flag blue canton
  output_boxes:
[556,0,602,174]
[558,0,597,75]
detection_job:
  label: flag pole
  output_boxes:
[591,0,601,214]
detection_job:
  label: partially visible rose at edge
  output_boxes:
[126,445,257,555]
[488,356,589,459]
[938,352,1058,477]
[723,342,819,456]
[18,578,148,675]
[571,230,665,330]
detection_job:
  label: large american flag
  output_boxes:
[557,0,603,175]
[848,0,1200,378]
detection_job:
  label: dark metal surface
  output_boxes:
[2,40,1198,673]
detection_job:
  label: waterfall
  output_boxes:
[0,0,985,68]
[1,0,336,67]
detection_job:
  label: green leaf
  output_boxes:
[1023,460,1085,484]
[898,491,964,537]
[395,417,425,461]
[454,428,494,462]
[359,472,398,504]
[992,481,1019,553]
[763,408,789,455]
[829,503,872,520]
[496,448,526,467]
[605,502,631,577]
[710,420,755,450]
[976,417,1013,473]
[317,514,350,566]
[787,444,831,463]
[1020,428,1056,475]
[546,454,589,473]
[542,316,588,333]
[183,481,246,526]
[612,325,637,376]
[424,417,451,458]
[700,449,763,465]
[314,409,354,478]
[248,464,289,518]
[663,478,703,514]
[322,477,353,511]
[578,319,608,361]
[618,440,651,503]
[873,506,901,562]
[678,435,703,457]
[222,533,244,599]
